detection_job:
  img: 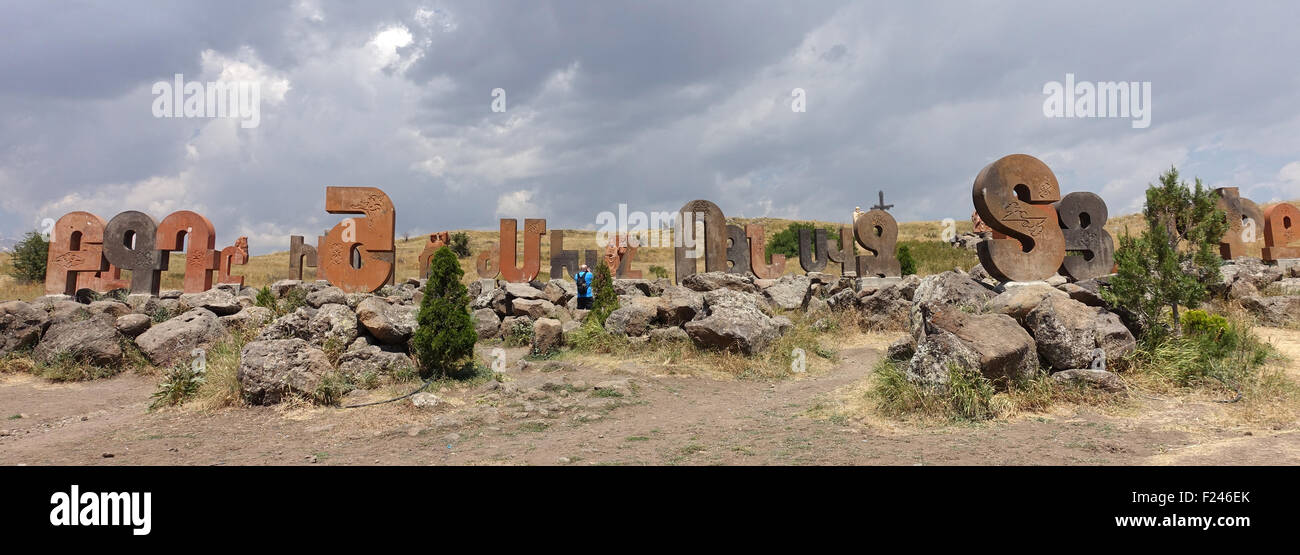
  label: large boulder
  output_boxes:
[614,279,660,297]
[532,318,563,354]
[257,307,316,341]
[764,275,811,311]
[306,303,359,347]
[985,284,1068,323]
[1240,295,1300,327]
[856,285,912,331]
[219,307,275,329]
[1023,296,1135,371]
[305,286,348,308]
[0,301,47,356]
[338,336,415,377]
[472,308,501,339]
[355,297,417,345]
[135,308,228,366]
[512,298,557,319]
[504,282,543,300]
[604,297,659,337]
[543,279,576,305]
[114,313,152,338]
[178,289,242,316]
[910,307,1039,383]
[683,289,782,355]
[656,285,704,325]
[33,315,124,367]
[237,339,335,405]
[473,287,510,316]
[912,271,995,311]
[682,272,760,294]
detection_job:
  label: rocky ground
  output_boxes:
[2,326,1298,466]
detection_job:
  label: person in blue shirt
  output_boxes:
[574,264,594,309]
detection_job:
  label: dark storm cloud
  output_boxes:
[0,1,1297,254]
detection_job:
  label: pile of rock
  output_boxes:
[1218,258,1300,327]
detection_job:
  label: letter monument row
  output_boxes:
[45,209,248,297]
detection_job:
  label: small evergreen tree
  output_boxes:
[10,231,49,283]
[449,232,472,258]
[1103,166,1227,343]
[588,262,619,326]
[897,244,917,275]
[411,247,478,377]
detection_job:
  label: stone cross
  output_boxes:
[871,191,893,212]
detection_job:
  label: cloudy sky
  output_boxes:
[2,1,1299,254]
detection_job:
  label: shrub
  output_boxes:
[410,247,477,378]
[149,361,205,411]
[648,265,670,280]
[502,319,534,347]
[1182,309,1230,340]
[449,232,472,258]
[1104,166,1227,344]
[588,262,619,326]
[254,286,277,312]
[766,223,839,259]
[897,244,917,276]
[9,231,48,283]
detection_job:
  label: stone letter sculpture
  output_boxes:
[972,154,1066,282]
[674,200,727,283]
[1215,187,1264,260]
[103,211,168,296]
[603,233,643,279]
[45,211,110,295]
[156,210,220,294]
[823,225,856,277]
[217,237,249,286]
[724,224,751,275]
[853,209,901,278]
[797,227,828,273]
[746,224,786,279]
[418,231,450,279]
[549,230,599,279]
[1262,202,1300,261]
[1055,192,1114,281]
[289,235,318,280]
[318,186,395,293]
[496,218,546,283]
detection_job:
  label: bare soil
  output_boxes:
[3,329,1298,466]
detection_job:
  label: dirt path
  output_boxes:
[2,330,1298,466]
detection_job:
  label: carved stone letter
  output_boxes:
[1263,202,1300,261]
[497,219,546,283]
[156,210,220,293]
[972,154,1066,282]
[674,200,727,284]
[418,231,451,279]
[103,211,168,296]
[318,187,396,293]
[746,224,786,279]
[218,237,249,286]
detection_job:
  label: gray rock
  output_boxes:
[504,282,543,300]
[270,279,302,298]
[1058,282,1106,307]
[257,307,317,342]
[604,297,659,337]
[219,306,275,329]
[306,303,359,347]
[410,392,440,408]
[114,313,152,338]
[764,275,811,311]
[912,271,996,311]
[682,271,760,294]
[1240,295,1300,327]
[467,278,496,298]
[355,297,417,345]
[684,289,782,355]
[1024,296,1135,371]
[912,307,1039,383]
[305,286,348,308]
[512,298,557,319]
[1228,279,1259,300]
[532,318,563,354]
[656,285,704,325]
[614,279,660,297]
[178,289,242,316]
[135,308,228,366]
[1052,369,1124,393]
[472,308,501,339]
[856,285,911,331]
[561,320,583,342]
[886,335,915,361]
[544,279,576,305]
[159,290,183,300]
[986,284,1068,323]
[33,315,123,367]
[0,301,47,356]
[88,300,131,319]
[473,287,510,316]
[237,339,335,405]
[649,326,689,343]
[338,336,415,377]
